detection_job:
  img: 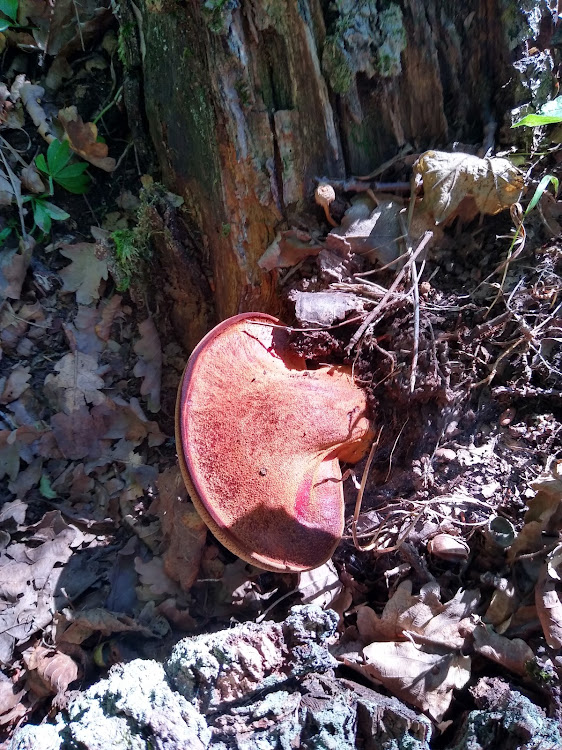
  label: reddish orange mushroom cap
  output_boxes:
[175,313,373,572]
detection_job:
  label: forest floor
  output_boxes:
[2,7,562,750]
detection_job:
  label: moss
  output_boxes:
[376,4,406,77]
[110,183,176,291]
[321,1,406,92]
[322,36,354,94]
[201,0,239,35]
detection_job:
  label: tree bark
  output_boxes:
[125,0,550,347]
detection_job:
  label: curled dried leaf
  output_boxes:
[58,106,116,172]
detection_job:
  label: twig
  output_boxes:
[351,428,382,552]
[410,257,420,393]
[345,231,433,355]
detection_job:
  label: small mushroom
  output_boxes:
[176,313,373,572]
[315,183,338,227]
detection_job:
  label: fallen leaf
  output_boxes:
[57,608,154,644]
[58,106,116,172]
[151,467,207,592]
[0,241,33,303]
[0,364,31,404]
[20,163,46,193]
[535,545,562,649]
[469,617,534,675]
[414,150,523,224]
[362,640,471,721]
[325,196,404,266]
[44,352,106,413]
[258,230,322,271]
[290,290,368,327]
[23,644,79,697]
[0,169,16,205]
[135,556,180,600]
[358,582,479,721]
[298,560,343,609]
[133,317,162,412]
[50,407,103,460]
[58,242,109,305]
[0,673,26,728]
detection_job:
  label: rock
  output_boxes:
[9,604,435,749]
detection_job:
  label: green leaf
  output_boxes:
[0,227,12,245]
[46,139,71,176]
[32,200,52,234]
[35,153,48,174]
[0,0,18,21]
[525,174,559,215]
[54,171,91,194]
[512,97,562,128]
[39,474,57,499]
[57,162,89,178]
[41,200,70,221]
[0,18,11,30]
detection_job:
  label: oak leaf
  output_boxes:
[58,242,109,304]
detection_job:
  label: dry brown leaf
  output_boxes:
[0,515,77,664]
[0,364,31,404]
[133,317,162,413]
[508,465,562,563]
[0,170,16,205]
[95,294,122,341]
[290,290,369,327]
[50,406,103,460]
[57,608,154,645]
[0,242,33,303]
[358,583,479,721]
[298,560,343,609]
[535,545,562,649]
[58,242,109,305]
[469,618,534,675]
[414,150,523,225]
[19,81,51,140]
[0,673,26,728]
[58,106,116,171]
[258,230,322,271]
[44,352,106,414]
[325,196,404,266]
[20,163,46,193]
[135,557,180,600]
[362,640,471,721]
[151,467,207,591]
[23,644,79,697]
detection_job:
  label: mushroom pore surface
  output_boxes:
[176,313,373,572]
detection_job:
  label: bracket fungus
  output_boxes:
[175,313,373,572]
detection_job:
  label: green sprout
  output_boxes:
[0,0,18,31]
[35,139,91,195]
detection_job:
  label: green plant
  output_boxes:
[0,0,18,31]
[35,139,91,194]
[487,174,559,314]
[22,196,70,234]
[112,228,141,291]
[512,97,562,128]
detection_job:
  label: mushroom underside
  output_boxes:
[176,313,373,572]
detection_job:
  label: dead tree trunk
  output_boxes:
[122,0,551,349]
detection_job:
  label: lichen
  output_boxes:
[321,0,406,94]
[201,0,239,35]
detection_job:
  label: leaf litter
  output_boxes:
[0,13,562,748]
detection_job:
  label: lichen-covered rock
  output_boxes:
[166,604,338,712]
[8,606,433,749]
[451,677,562,750]
[9,660,210,750]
